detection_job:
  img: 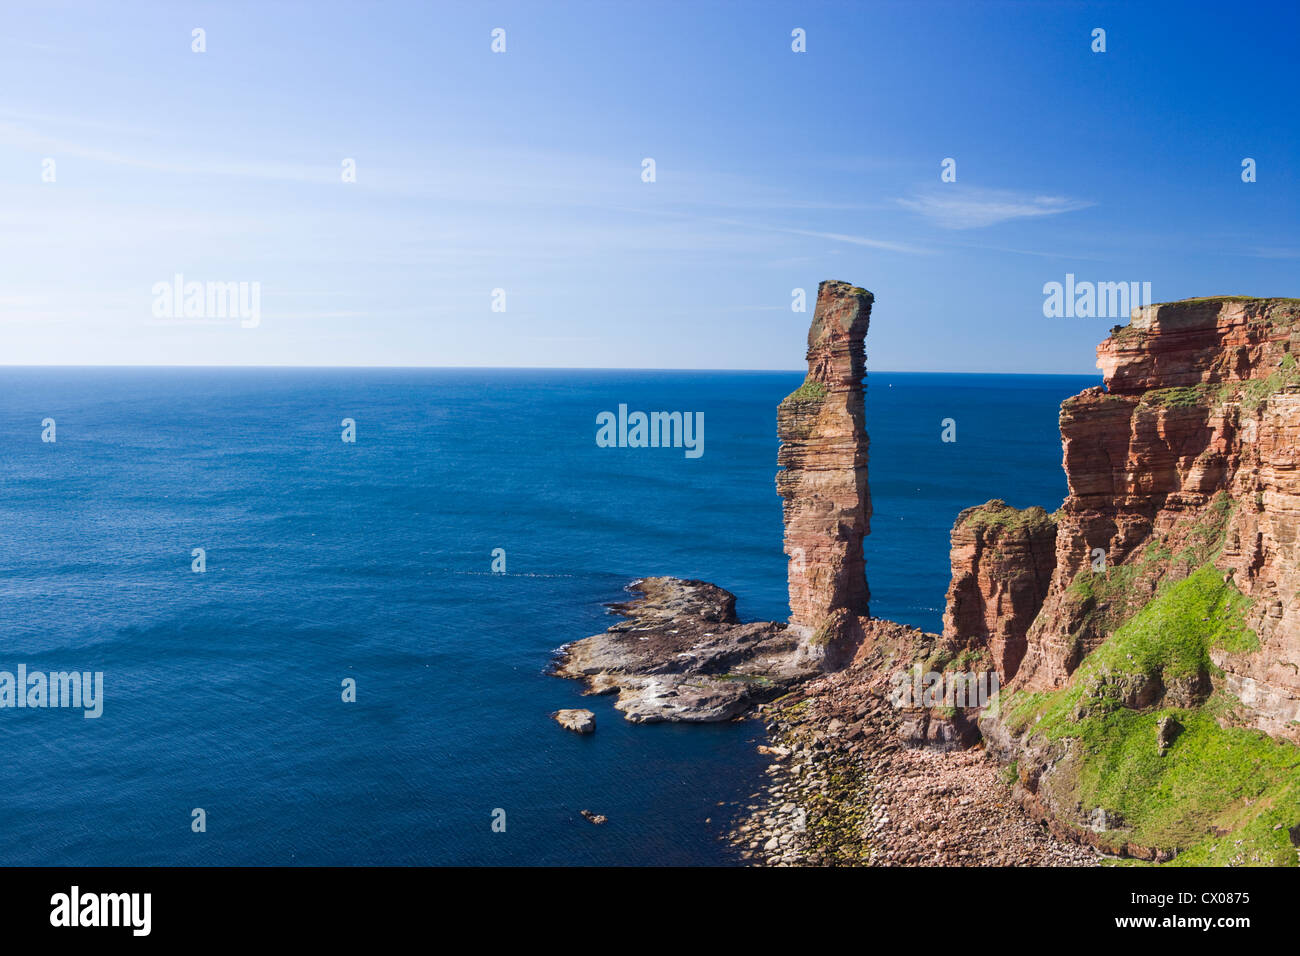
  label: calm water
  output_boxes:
[0,368,1094,865]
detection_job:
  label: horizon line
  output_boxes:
[0,364,1102,376]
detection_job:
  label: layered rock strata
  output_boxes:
[551,577,816,722]
[941,297,1300,863]
[941,500,1057,682]
[938,298,1300,740]
[777,280,873,660]
[554,278,1109,865]
[556,280,876,719]
[1010,297,1300,740]
[558,289,1300,865]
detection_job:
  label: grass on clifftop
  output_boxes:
[1173,295,1300,306]
[781,380,828,405]
[958,500,1055,536]
[1002,562,1300,864]
[1108,297,1300,347]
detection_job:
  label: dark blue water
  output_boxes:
[0,368,1094,865]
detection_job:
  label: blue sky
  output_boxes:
[1,0,1296,372]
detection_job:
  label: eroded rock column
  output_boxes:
[777,280,873,643]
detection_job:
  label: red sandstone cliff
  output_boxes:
[564,289,1300,862]
[944,296,1300,742]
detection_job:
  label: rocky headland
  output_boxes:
[552,577,815,722]
[556,285,1300,867]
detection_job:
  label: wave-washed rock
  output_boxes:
[551,577,817,722]
[552,708,596,734]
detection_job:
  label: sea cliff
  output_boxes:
[972,297,1300,863]
[557,286,1300,866]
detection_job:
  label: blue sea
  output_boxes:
[0,368,1095,865]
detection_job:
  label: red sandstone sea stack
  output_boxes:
[777,280,873,655]
[556,279,878,719]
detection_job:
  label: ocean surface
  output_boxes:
[0,368,1096,865]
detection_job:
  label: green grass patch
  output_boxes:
[716,672,775,687]
[1017,562,1257,739]
[1063,494,1236,642]
[1073,706,1297,862]
[1084,563,1257,683]
[1142,385,1209,409]
[1001,561,1294,862]
[958,500,1055,536]
[781,379,828,405]
[1240,359,1300,413]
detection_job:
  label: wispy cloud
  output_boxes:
[0,121,336,184]
[660,213,930,255]
[897,188,1093,229]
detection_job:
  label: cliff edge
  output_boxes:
[946,296,1300,863]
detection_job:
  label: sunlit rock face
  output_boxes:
[942,500,1057,683]
[1007,296,1300,741]
[777,280,873,657]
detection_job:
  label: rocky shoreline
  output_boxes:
[727,649,1099,867]
[557,577,1101,864]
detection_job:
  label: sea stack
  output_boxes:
[555,279,877,719]
[776,280,873,661]
[941,500,1057,682]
